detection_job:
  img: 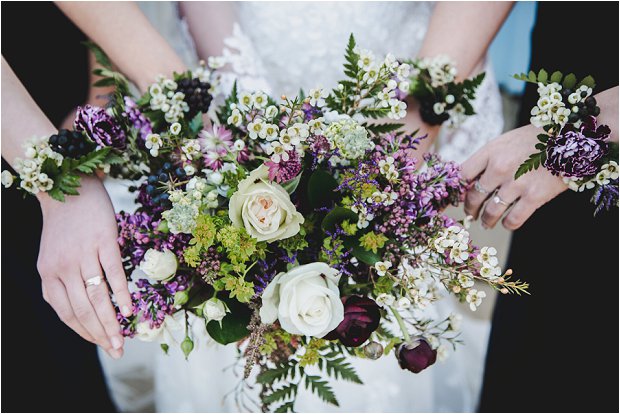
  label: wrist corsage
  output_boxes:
[2,43,219,201]
[405,55,485,127]
[514,70,618,215]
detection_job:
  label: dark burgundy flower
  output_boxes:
[544,116,609,178]
[396,338,437,373]
[324,295,380,347]
[74,104,126,149]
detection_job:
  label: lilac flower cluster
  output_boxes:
[265,150,302,183]
[119,275,190,336]
[544,116,610,178]
[74,104,126,149]
[592,179,619,215]
[122,96,152,143]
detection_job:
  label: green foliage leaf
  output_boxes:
[205,298,251,345]
[537,69,548,83]
[364,123,404,135]
[322,355,363,384]
[514,151,546,179]
[257,362,297,384]
[321,207,358,232]
[528,70,537,82]
[343,238,381,265]
[304,375,338,406]
[550,71,563,83]
[343,34,360,80]
[82,41,113,70]
[70,147,111,174]
[92,78,117,87]
[562,73,577,89]
[307,169,338,208]
[578,75,596,89]
[281,174,302,195]
[263,384,298,405]
[189,113,204,136]
[274,401,296,413]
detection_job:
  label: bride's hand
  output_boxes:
[37,175,132,359]
[461,125,567,230]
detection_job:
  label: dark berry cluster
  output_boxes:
[49,129,94,158]
[144,162,188,207]
[176,78,213,119]
[419,100,450,126]
[562,88,601,124]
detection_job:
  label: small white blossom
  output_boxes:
[308,88,329,107]
[265,105,279,119]
[602,161,619,180]
[375,293,395,307]
[238,92,253,111]
[247,119,265,140]
[374,261,392,276]
[169,122,182,136]
[227,109,243,127]
[465,289,486,311]
[396,297,411,310]
[252,92,268,109]
[1,171,14,188]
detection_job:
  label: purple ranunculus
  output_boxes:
[324,295,380,347]
[395,338,437,373]
[74,104,126,149]
[544,116,610,178]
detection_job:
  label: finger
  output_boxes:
[99,243,133,318]
[64,275,120,358]
[463,173,499,219]
[502,195,539,230]
[480,185,520,229]
[82,260,125,353]
[43,278,96,343]
[461,148,488,182]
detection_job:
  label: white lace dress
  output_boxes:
[99,2,504,412]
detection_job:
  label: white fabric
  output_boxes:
[99,2,504,412]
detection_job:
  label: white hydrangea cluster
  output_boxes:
[162,177,220,234]
[416,55,457,88]
[355,50,410,120]
[324,118,373,160]
[529,82,571,128]
[149,76,189,123]
[8,136,63,195]
[564,160,619,192]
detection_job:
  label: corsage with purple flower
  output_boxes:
[514,70,619,215]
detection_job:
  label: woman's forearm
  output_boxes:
[55,1,186,91]
[596,86,618,142]
[1,58,57,167]
[418,2,514,79]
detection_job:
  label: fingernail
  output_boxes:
[109,348,123,360]
[121,305,132,317]
[111,336,123,350]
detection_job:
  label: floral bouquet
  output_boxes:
[4,36,528,411]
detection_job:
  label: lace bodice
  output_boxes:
[226,2,503,162]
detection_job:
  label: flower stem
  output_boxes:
[389,306,411,342]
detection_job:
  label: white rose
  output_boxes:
[260,262,344,337]
[139,248,177,281]
[229,165,304,243]
[202,298,229,323]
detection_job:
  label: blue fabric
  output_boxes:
[489,2,538,95]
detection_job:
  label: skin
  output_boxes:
[462,86,619,230]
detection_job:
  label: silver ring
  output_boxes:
[85,275,103,287]
[493,195,510,206]
[474,180,491,195]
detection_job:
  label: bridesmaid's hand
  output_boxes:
[37,176,132,359]
[461,125,567,230]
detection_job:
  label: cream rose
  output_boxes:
[229,165,304,243]
[259,262,344,337]
[139,248,177,281]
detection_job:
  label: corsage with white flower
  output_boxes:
[514,70,618,215]
[405,55,486,127]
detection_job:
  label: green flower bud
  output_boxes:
[181,336,194,360]
[174,290,189,307]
